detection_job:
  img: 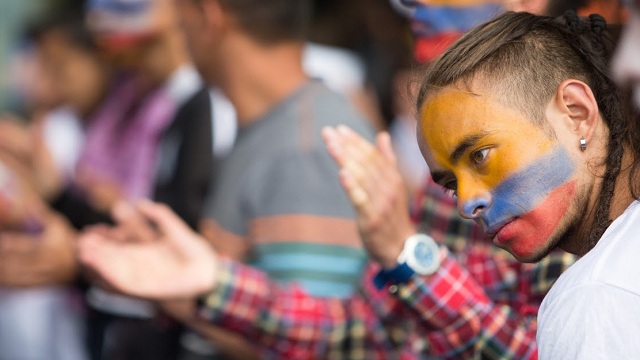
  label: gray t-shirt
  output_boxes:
[202,81,375,297]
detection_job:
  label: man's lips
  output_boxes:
[484,218,517,245]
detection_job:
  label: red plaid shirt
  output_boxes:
[199,179,576,359]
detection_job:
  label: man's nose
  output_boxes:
[458,192,492,220]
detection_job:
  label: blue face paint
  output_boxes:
[462,147,575,234]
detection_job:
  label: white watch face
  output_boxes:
[405,234,440,275]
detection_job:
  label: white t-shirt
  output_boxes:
[538,201,640,359]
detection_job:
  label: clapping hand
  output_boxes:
[78,201,219,300]
[322,126,416,268]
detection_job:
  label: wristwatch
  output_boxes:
[373,234,440,289]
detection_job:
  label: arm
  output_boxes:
[78,201,398,359]
[158,300,260,360]
[79,199,541,359]
[194,132,377,357]
[370,252,538,359]
[197,257,398,359]
[198,247,538,359]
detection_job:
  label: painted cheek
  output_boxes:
[481,147,575,231]
[499,181,576,259]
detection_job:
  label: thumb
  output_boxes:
[376,131,398,165]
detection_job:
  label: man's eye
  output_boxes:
[471,148,489,165]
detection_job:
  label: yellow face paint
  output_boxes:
[419,89,554,191]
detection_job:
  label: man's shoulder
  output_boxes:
[543,201,640,307]
[537,278,640,360]
[589,201,640,294]
[299,82,376,139]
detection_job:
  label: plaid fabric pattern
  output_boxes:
[198,178,576,359]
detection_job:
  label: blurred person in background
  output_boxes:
[303,0,412,133]
[0,11,110,360]
[0,165,83,360]
[387,68,429,197]
[22,0,216,359]
[612,0,640,110]
[159,0,375,358]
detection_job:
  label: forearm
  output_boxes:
[197,258,396,359]
[372,247,538,359]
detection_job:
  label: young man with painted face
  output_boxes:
[413,10,640,358]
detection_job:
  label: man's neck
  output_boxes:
[576,147,637,256]
[607,147,637,222]
[558,146,637,256]
[218,36,309,126]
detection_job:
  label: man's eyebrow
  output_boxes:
[450,132,490,164]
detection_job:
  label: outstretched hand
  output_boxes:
[78,201,218,300]
[322,126,416,268]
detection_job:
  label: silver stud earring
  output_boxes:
[580,137,587,151]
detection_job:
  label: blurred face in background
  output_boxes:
[37,29,108,117]
[612,0,640,109]
[173,0,224,85]
[502,0,550,14]
[87,0,176,71]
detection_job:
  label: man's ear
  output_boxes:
[554,79,600,144]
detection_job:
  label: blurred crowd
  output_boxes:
[0,0,634,359]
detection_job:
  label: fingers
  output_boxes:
[376,131,398,165]
[85,224,128,243]
[135,200,191,240]
[324,125,404,206]
[322,127,348,167]
[112,201,157,243]
[338,169,371,212]
[324,126,375,212]
[77,231,126,291]
[322,126,415,255]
